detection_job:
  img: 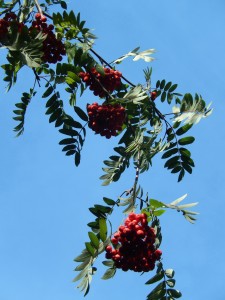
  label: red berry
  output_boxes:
[151,91,157,101]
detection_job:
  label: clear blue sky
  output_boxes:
[0,1,225,299]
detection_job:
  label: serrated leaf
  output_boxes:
[178,169,185,182]
[102,260,114,267]
[164,81,172,91]
[103,197,116,206]
[153,209,166,216]
[88,232,99,249]
[145,271,164,284]
[169,84,178,93]
[74,249,91,262]
[176,123,193,136]
[147,282,166,300]
[162,148,178,159]
[150,199,165,209]
[179,148,191,157]
[161,91,166,102]
[75,258,90,271]
[85,242,95,256]
[182,162,192,174]
[74,106,88,121]
[160,79,165,89]
[164,156,180,168]
[166,279,176,287]
[171,166,182,173]
[59,128,78,136]
[101,267,116,280]
[42,86,54,98]
[64,118,83,128]
[75,152,81,166]
[167,289,182,298]
[59,138,76,145]
[99,218,107,242]
[49,108,62,123]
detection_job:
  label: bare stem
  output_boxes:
[33,0,43,14]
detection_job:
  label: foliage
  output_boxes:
[0,0,212,299]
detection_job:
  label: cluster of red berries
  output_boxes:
[105,213,162,272]
[87,102,125,139]
[0,12,20,41]
[0,12,65,64]
[0,18,9,40]
[79,67,122,98]
[30,13,66,64]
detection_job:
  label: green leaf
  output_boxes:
[145,271,164,284]
[147,282,166,300]
[62,144,76,152]
[95,205,111,214]
[153,209,166,216]
[99,218,107,242]
[49,108,62,123]
[74,249,90,262]
[102,260,114,267]
[64,118,83,128]
[167,289,182,298]
[182,162,192,174]
[176,123,193,136]
[169,84,178,93]
[75,152,81,166]
[74,106,88,121]
[171,166,182,173]
[103,197,116,206]
[160,79,165,89]
[162,148,178,159]
[75,258,90,271]
[59,138,76,145]
[150,199,164,209]
[164,81,172,91]
[42,86,54,98]
[59,128,78,136]
[178,136,195,145]
[164,156,180,168]
[161,91,166,102]
[178,169,185,182]
[179,147,191,157]
[46,93,58,107]
[88,232,99,249]
[101,267,116,280]
[85,242,95,256]
[166,279,176,287]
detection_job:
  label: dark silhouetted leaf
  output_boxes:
[178,136,195,145]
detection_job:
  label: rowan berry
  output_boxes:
[87,103,125,138]
[105,212,162,273]
[79,67,122,97]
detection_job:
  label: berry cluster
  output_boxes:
[0,12,19,41]
[30,13,66,64]
[0,12,66,64]
[105,213,162,272]
[0,18,9,40]
[87,102,125,139]
[79,67,122,98]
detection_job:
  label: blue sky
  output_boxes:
[0,0,225,299]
